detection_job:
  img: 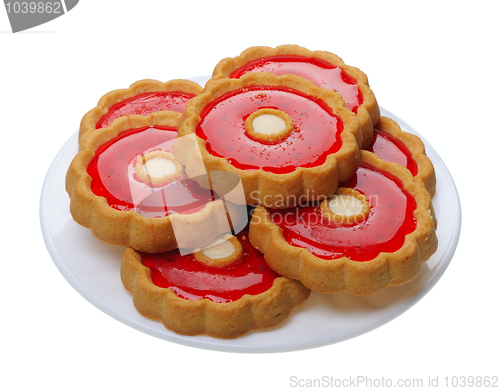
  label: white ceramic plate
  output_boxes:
[40,76,461,353]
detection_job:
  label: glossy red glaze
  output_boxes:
[367,128,419,176]
[269,163,417,262]
[230,55,363,113]
[141,229,280,303]
[87,126,216,218]
[95,91,195,129]
[197,86,343,174]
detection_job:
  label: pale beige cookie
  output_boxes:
[244,108,295,144]
[192,234,243,267]
[319,187,371,224]
[66,112,244,253]
[120,231,311,339]
[175,72,362,209]
[249,151,438,296]
[134,150,184,187]
[211,44,379,149]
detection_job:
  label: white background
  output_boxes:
[1,1,498,390]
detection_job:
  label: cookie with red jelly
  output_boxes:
[79,79,203,142]
[367,116,436,197]
[120,228,310,339]
[66,112,244,253]
[174,72,362,209]
[249,151,438,296]
[211,45,379,149]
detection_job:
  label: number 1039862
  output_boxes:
[5,2,62,14]
[444,376,498,388]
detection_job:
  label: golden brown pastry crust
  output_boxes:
[66,112,238,253]
[79,79,203,143]
[211,44,380,149]
[175,72,362,209]
[120,246,311,339]
[192,234,243,267]
[319,187,371,224]
[244,108,295,144]
[249,151,438,296]
[374,116,436,197]
[134,150,184,186]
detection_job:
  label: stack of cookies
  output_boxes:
[66,45,438,339]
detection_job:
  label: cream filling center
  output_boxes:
[143,157,176,179]
[328,195,364,216]
[201,238,236,259]
[252,113,286,135]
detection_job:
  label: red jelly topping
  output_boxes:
[141,229,280,303]
[269,163,417,262]
[95,91,196,129]
[197,86,343,174]
[367,128,419,176]
[230,55,363,113]
[87,126,216,218]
